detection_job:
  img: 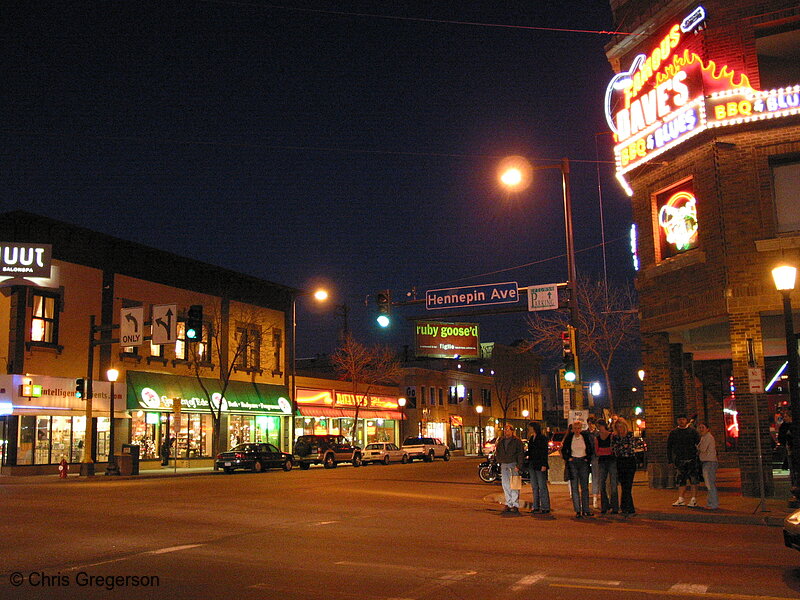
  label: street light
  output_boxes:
[476,405,484,456]
[104,368,119,476]
[500,156,579,402]
[773,264,800,507]
[397,397,406,443]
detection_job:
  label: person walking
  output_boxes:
[526,421,551,515]
[595,420,619,514]
[612,417,637,516]
[696,423,719,510]
[561,420,595,518]
[668,414,701,507]
[495,423,525,516]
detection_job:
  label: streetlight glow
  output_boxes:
[497,155,532,192]
[773,265,797,291]
[313,289,329,302]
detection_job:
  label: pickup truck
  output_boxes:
[401,436,450,462]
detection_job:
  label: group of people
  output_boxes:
[495,413,719,517]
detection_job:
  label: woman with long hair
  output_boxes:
[526,421,551,514]
[612,417,637,516]
[561,420,595,518]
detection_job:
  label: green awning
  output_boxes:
[126,371,291,415]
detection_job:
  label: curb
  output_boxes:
[0,469,220,484]
[486,493,785,527]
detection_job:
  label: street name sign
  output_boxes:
[151,304,177,345]
[120,307,144,346]
[527,283,559,312]
[426,282,518,310]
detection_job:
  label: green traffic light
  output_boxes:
[376,315,390,328]
[186,327,197,339]
[564,370,577,382]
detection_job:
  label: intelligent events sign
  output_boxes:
[425,282,519,310]
[415,321,480,359]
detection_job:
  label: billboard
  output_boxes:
[415,321,480,359]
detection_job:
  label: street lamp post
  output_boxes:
[476,405,484,456]
[104,368,119,476]
[500,157,579,404]
[397,397,406,443]
[773,265,800,507]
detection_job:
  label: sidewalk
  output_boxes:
[487,468,794,527]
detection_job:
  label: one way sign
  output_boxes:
[527,284,559,312]
[151,304,177,345]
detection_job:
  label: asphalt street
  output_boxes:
[1,458,798,600]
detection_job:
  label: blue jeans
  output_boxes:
[702,461,719,509]
[568,459,591,513]
[500,463,520,508]
[529,468,550,511]
[596,458,619,512]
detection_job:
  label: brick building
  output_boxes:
[604,1,800,494]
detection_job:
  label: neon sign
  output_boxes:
[605,6,800,194]
[656,181,698,258]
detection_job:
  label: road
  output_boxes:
[1,458,797,600]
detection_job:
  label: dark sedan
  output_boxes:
[216,443,294,474]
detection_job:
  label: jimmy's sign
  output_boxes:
[605,6,800,195]
[415,321,480,359]
[0,243,51,278]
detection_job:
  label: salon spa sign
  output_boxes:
[0,243,51,278]
[605,6,800,195]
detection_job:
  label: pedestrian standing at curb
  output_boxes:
[587,416,601,510]
[696,423,719,510]
[595,420,619,514]
[612,417,637,516]
[562,420,594,518]
[496,423,525,517]
[668,414,701,507]
[527,421,551,515]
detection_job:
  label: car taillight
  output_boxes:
[216,454,223,459]
[235,453,245,459]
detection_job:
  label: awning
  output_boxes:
[298,406,402,420]
[126,371,291,415]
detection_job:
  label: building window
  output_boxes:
[236,326,261,371]
[448,387,458,404]
[272,329,282,375]
[31,292,58,344]
[438,388,444,406]
[175,322,188,360]
[467,388,473,406]
[150,337,164,358]
[481,388,492,407]
[772,158,800,233]
[756,23,800,91]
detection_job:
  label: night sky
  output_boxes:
[3,1,634,370]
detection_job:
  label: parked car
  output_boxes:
[293,434,362,469]
[548,431,566,455]
[401,436,450,462]
[362,442,409,465]
[216,443,294,474]
[784,508,800,552]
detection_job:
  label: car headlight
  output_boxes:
[787,511,800,525]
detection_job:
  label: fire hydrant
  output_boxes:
[58,458,69,479]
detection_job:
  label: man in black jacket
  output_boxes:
[495,424,525,516]
[667,414,701,507]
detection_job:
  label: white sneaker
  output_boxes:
[672,497,686,506]
[687,497,697,507]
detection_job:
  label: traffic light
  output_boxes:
[561,327,578,383]
[75,378,85,399]
[376,290,391,328]
[186,305,203,341]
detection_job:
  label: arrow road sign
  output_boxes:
[527,284,559,312]
[152,304,177,345]
[120,307,144,346]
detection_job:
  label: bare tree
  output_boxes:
[490,343,540,426]
[185,299,280,464]
[330,333,404,443]
[525,276,639,413]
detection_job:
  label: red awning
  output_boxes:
[298,406,402,420]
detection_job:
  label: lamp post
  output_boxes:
[397,397,406,443]
[104,368,119,476]
[773,264,800,507]
[500,156,579,404]
[476,405,484,456]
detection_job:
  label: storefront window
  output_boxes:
[35,416,50,464]
[96,417,109,462]
[425,421,446,443]
[254,415,281,446]
[51,416,71,463]
[17,415,35,465]
[366,419,395,444]
[131,411,160,459]
[229,415,254,447]
[71,416,86,462]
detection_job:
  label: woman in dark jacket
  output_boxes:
[612,417,637,515]
[561,420,595,517]
[526,422,550,514]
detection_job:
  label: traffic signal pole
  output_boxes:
[80,315,96,476]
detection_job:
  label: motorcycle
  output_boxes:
[478,454,530,484]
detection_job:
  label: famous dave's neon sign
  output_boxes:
[605,6,800,195]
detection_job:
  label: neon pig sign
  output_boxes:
[605,5,800,196]
[658,190,697,252]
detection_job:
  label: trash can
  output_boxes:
[120,444,140,475]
